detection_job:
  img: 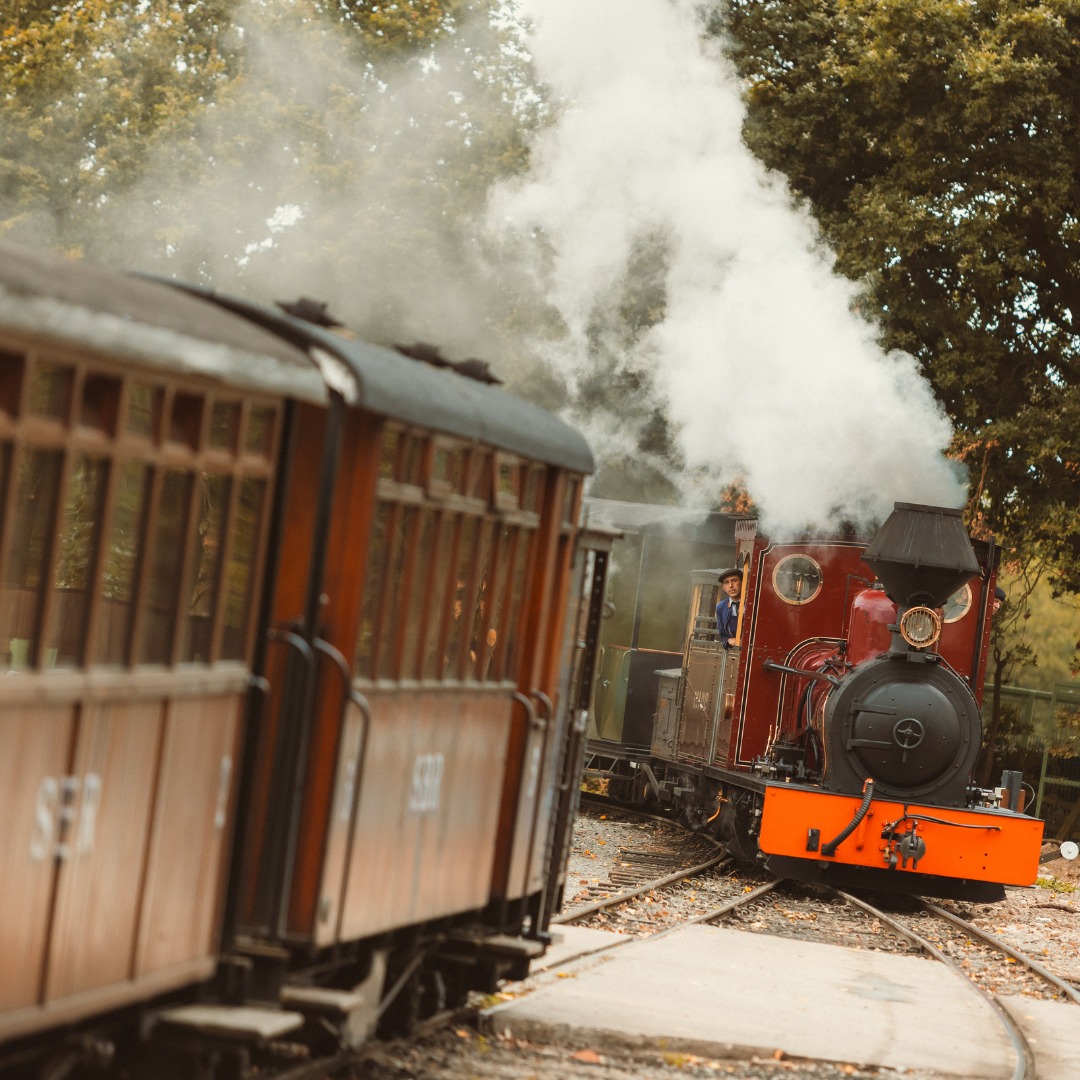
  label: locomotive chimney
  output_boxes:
[863,502,980,610]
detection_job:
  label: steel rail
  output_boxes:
[833,889,1035,1080]
[921,899,1080,1005]
[684,879,782,926]
[552,852,731,924]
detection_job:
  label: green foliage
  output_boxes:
[0,0,556,390]
[1001,576,1080,692]
[0,0,239,243]
[1036,875,1077,893]
[317,0,456,46]
[715,0,1080,597]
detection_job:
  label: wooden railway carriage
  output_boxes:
[0,244,596,1068]
[210,287,596,1009]
[0,249,320,1051]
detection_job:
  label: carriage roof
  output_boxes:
[0,244,593,474]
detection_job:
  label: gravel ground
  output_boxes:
[346,810,1079,1080]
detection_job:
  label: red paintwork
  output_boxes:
[719,534,997,771]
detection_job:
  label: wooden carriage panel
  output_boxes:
[334,689,510,943]
[493,473,577,901]
[0,706,73,1012]
[418,693,510,918]
[134,689,243,976]
[44,698,162,1001]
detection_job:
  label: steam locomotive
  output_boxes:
[0,244,609,1077]
[585,502,1044,901]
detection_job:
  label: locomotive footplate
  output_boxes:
[757,784,1044,897]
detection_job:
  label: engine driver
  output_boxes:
[715,568,742,648]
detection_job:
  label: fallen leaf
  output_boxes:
[571,1049,603,1063]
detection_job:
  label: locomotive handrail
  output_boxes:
[763,658,841,686]
[885,809,1002,832]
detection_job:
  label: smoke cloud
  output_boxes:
[489,0,966,533]
[8,0,967,532]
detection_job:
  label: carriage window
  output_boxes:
[443,516,479,679]
[481,524,518,682]
[126,383,162,441]
[1,359,278,672]
[0,350,23,417]
[355,504,390,679]
[140,470,192,663]
[467,521,498,681]
[378,428,400,480]
[28,363,73,422]
[169,392,203,449]
[46,454,106,667]
[401,509,437,678]
[377,505,413,681]
[245,405,276,456]
[80,374,121,436]
[357,444,542,685]
[431,443,465,495]
[1,449,62,669]
[181,473,228,662]
[220,477,267,660]
[422,514,459,680]
[500,526,536,674]
[210,401,240,452]
[495,457,519,508]
[97,461,150,665]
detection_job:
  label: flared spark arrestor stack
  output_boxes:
[862,503,979,611]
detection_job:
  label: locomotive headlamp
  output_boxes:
[899,606,942,649]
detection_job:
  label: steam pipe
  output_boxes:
[821,780,874,857]
[763,658,841,686]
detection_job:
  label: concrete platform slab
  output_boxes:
[487,924,1017,1078]
[534,926,626,972]
[999,996,1079,1080]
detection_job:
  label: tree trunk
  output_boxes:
[977,655,1006,788]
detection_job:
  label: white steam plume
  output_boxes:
[489,0,966,532]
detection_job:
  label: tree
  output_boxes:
[0,0,240,244]
[0,0,558,389]
[714,0,1080,597]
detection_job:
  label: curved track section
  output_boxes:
[834,889,1035,1080]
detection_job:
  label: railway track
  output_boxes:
[724,886,1078,1079]
[552,806,1080,1079]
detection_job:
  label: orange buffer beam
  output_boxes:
[759,785,1044,887]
